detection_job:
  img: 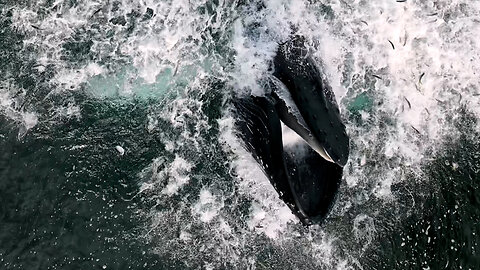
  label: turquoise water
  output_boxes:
[1,0,480,269]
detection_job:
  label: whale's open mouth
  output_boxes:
[233,36,350,224]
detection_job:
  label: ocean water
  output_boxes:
[1,0,479,269]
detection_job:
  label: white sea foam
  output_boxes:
[192,189,224,223]
[0,82,38,137]
[160,155,193,196]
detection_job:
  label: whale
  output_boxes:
[233,36,349,225]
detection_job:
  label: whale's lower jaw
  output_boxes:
[233,95,343,224]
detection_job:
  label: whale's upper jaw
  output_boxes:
[273,36,350,166]
[268,75,335,164]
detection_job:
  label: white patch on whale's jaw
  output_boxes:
[281,123,335,164]
[281,122,304,147]
[271,75,336,165]
[310,140,335,164]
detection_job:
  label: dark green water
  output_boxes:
[0,98,168,269]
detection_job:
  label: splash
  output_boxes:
[1,0,479,269]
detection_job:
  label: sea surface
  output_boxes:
[1,0,479,269]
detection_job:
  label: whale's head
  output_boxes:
[233,36,349,224]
